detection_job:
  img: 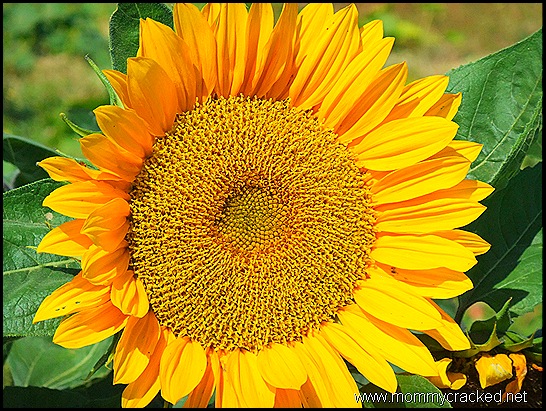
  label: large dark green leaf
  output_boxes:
[3,133,59,189]
[457,163,542,320]
[3,179,78,337]
[6,336,112,390]
[109,3,173,73]
[446,29,542,190]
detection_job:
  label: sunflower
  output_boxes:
[33,3,493,408]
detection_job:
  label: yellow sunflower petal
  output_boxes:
[173,3,217,99]
[298,334,360,408]
[37,219,93,257]
[353,273,443,330]
[184,348,216,408]
[38,156,120,183]
[432,179,494,202]
[360,19,384,43]
[338,305,439,377]
[426,92,462,120]
[423,299,471,351]
[371,233,477,272]
[102,69,130,108]
[53,300,128,349]
[241,3,274,93]
[80,198,130,252]
[319,36,394,129]
[294,3,334,68]
[80,133,143,182]
[371,156,471,205]
[33,272,110,323]
[336,62,408,143]
[292,344,333,407]
[379,263,473,299]
[430,140,484,162]
[93,106,154,158]
[396,75,450,118]
[81,243,130,285]
[122,328,169,408]
[252,3,298,98]
[214,3,248,97]
[226,348,276,408]
[427,358,467,390]
[160,336,208,405]
[114,311,161,384]
[110,269,149,318]
[475,353,513,389]
[352,117,458,171]
[138,18,198,112]
[321,322,398,393]
[290,4,361,110]
[211,350,242,408]
[257,342,307,389]
[126,57,178,135]
[374,198,486,233]
[504,353,527,396]
[42,180,129,219]
[432,229,491,255]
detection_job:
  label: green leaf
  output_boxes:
[456,163,542,320]
[109,3,173,73]
[3,179,79,338]
[446,28,542,190]
[3,133,59,189]
[5,336,111,390]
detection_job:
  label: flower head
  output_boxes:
[34,3,493,407]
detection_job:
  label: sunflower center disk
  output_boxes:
[128,96,376,352]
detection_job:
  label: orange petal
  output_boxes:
[80,133,143,182]
[110,269,149,318]
[126,57,178,135]
[102,69,131,108]
[475,353,513,389]
[122,328,169,408]
[159,336,208,405]
[427,358,467,390]
[53,300,128,349]
[423,299,471,351]
[80,198,130,252]
[33,271,110,323]
[42,180,130,219]
[138,18,198,112]
[426,92,462,120]
[173,3,217,99]
[251,4,298,98]
[214,3,248,97]
[38,157,121,183]
[94,106,154,158]
[81,243,130,285]
[184,348,217,408]
[352,117,458,171]
[114,311,161,384]
[37,219,93,257]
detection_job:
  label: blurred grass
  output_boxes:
[3,3,543,160]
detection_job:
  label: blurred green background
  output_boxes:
[3,3,543,161]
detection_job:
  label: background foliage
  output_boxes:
[3,3,543,408]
